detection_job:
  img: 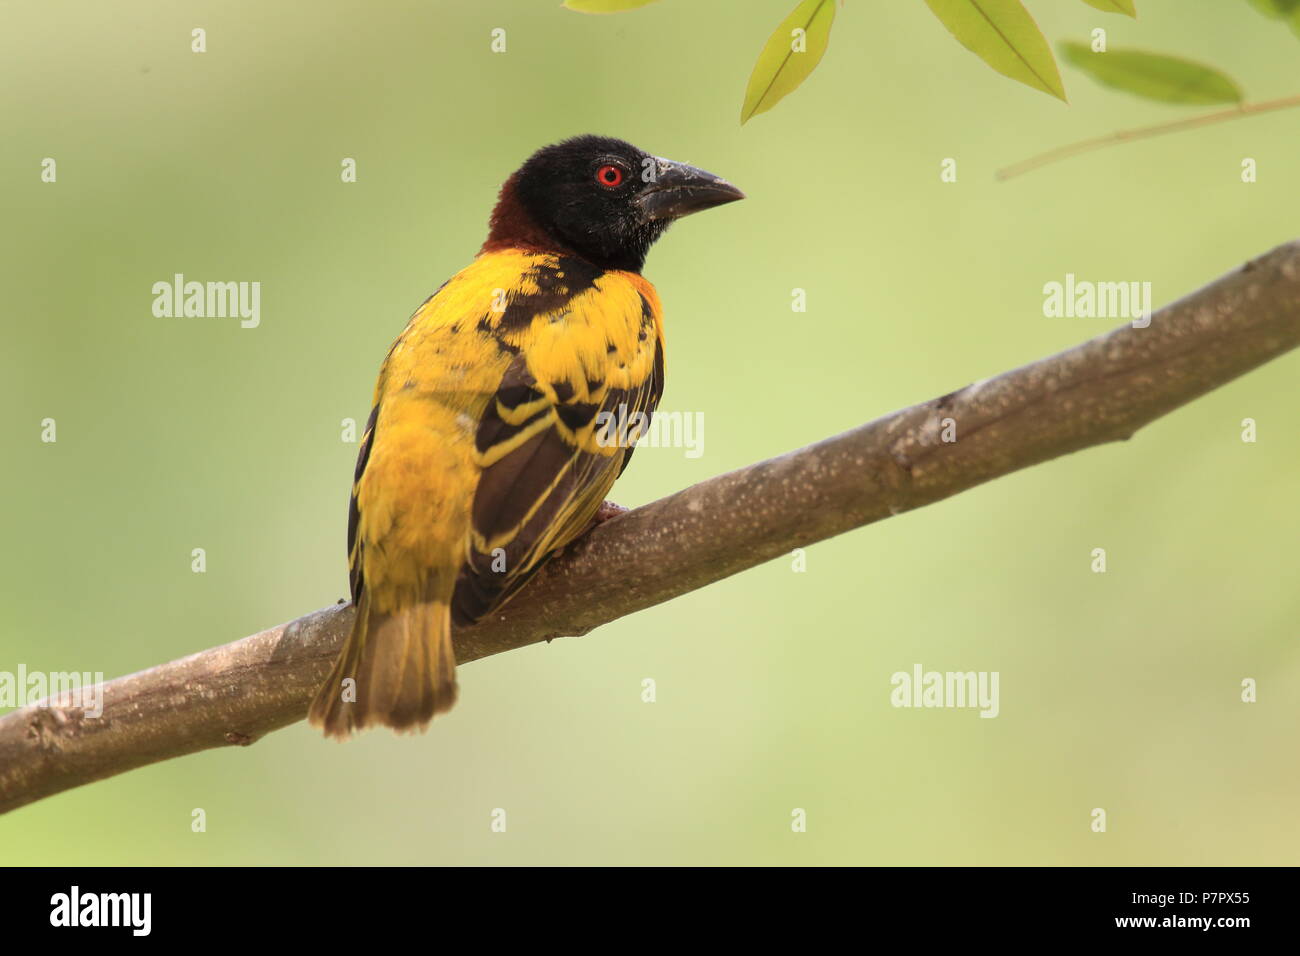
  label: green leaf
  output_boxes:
[562,0,661,13]
[1078,0,1137,16]
[740,0,837,124]
[925,0,1067,102]
[1244,0,1300,38]
[1246,0,1300,17]
[1060,42,1244,105]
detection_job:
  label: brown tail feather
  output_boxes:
[308,590,458,740]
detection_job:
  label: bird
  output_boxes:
[308,135,744,738]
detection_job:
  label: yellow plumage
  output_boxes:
[308,250,664,738]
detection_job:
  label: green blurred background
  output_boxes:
[3,0,1298,865]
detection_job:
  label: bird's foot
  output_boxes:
[561,500,629,559]
[592,499,629,526]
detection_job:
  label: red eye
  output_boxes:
[596,164,624,188]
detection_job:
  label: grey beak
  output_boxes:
[633,157,745,222]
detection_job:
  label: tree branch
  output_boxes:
[4,242,1300,815]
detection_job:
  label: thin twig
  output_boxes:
[996,95,1300,180]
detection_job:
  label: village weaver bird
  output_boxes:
[308,135,743,738]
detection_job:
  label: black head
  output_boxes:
[483,135,744,273]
